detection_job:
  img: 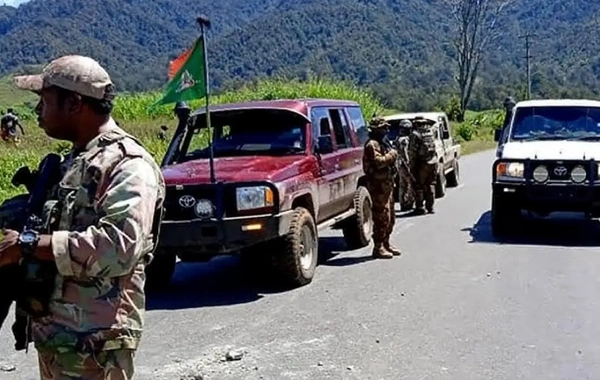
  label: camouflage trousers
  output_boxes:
[367,179,395,246]
[413,163,437,211]
[398,167,415,210]
[37,348,135,379]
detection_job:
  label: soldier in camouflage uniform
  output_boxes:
[397,119,415,211]
[0,55,166,379]
[408,116,438,215]
[363,117,402,259]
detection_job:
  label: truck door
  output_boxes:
[311,106,343,223]
[328,108,361,216]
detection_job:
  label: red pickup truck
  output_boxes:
[147,99,374,290]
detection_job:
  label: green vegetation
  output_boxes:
[0,76,497,202]
[0,78,387,201]
[0,0,599,112]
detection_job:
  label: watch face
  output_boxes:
[20,231,37,244]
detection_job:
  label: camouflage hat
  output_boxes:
[368,116,391,130]
[412,116,431,125]
[399,119,413,128]
[13,55,114,100]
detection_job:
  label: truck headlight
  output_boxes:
[236,186,274,211]
[496,162,524,179]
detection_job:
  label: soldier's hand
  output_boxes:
[388,149,398,161]
[0,229,21,267]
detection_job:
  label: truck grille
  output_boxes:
[528,160,598,183]
[163,185,237,221]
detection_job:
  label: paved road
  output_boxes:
[3,149,600,379]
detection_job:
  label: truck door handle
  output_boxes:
[354,159,360,164]
[334,164,340,170]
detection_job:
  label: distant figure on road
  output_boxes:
[397,119,415,211]
[409,116,438,215]
[1,108,25,144]
[363,116,402,259]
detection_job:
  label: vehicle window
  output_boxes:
[180,109,307,160]
[329,109,349,148]
[510,106,600,141]
[347,106,368,145]
[311,107,332,138]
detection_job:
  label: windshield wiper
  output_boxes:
[570,135,600,141]
[516,135,569,141]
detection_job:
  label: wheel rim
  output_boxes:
[299,225,316,272]
[362,198,373,238]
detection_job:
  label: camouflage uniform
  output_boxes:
[408,117,438,214]
[397,119,415,211]
[362,117,401,259]
[14,56,166,379]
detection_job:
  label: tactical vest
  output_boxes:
[417,126,436,162]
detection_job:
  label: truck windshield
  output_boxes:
[181,109,307,161]
[510,106,600,141]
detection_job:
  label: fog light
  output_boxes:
[532,165,549,182]
[571,165,587,183]
[194,199,214,219]
[242,223,262,231]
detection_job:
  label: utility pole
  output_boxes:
[519,32,537,100]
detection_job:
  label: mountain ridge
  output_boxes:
[0,0,599,110]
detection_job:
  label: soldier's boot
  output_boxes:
[372,244,393,259]
[384,241,402,256]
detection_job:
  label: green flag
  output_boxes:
[151,37,207,108]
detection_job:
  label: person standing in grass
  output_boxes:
[0,54,166,379]
[1,107,25,144]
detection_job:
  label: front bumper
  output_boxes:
[493,182,600,212]
[157,211,295,254]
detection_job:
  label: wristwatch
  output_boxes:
[18,229,40,259]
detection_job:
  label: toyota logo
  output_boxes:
[554,166,568,176]
[178,195,196,208]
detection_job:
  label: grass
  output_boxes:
[0,76,498,202]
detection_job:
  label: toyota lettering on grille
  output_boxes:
[178,195,196,208]
[553,166,568,177]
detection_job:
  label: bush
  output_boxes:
[444,96,462,122]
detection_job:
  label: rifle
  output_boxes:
[382,135,399,178]
[0,152,62,351]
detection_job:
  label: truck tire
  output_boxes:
[272,207,318,288]
[435,164,446,198]
[342,186,373,249]
[490,191,518,237]
[446,160,460,188]
[145,250,176,291]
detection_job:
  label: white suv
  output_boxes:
[491,99,600,236]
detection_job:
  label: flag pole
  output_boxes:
[197,15,216,184]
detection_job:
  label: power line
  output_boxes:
[519,32,537,100]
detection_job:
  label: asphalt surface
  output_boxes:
[2,149,600,379]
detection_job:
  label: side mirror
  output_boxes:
[316,135,334,154]
[441,130,450,140]
[494,128,503,142]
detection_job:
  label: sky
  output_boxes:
[2,0,29,6]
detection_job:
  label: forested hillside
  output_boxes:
[0,0,599,111]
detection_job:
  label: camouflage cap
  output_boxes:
[13,55,114,100]
[399,119,413,128]
[368,116,391,130]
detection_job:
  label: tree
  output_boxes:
[444,0,515,121]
